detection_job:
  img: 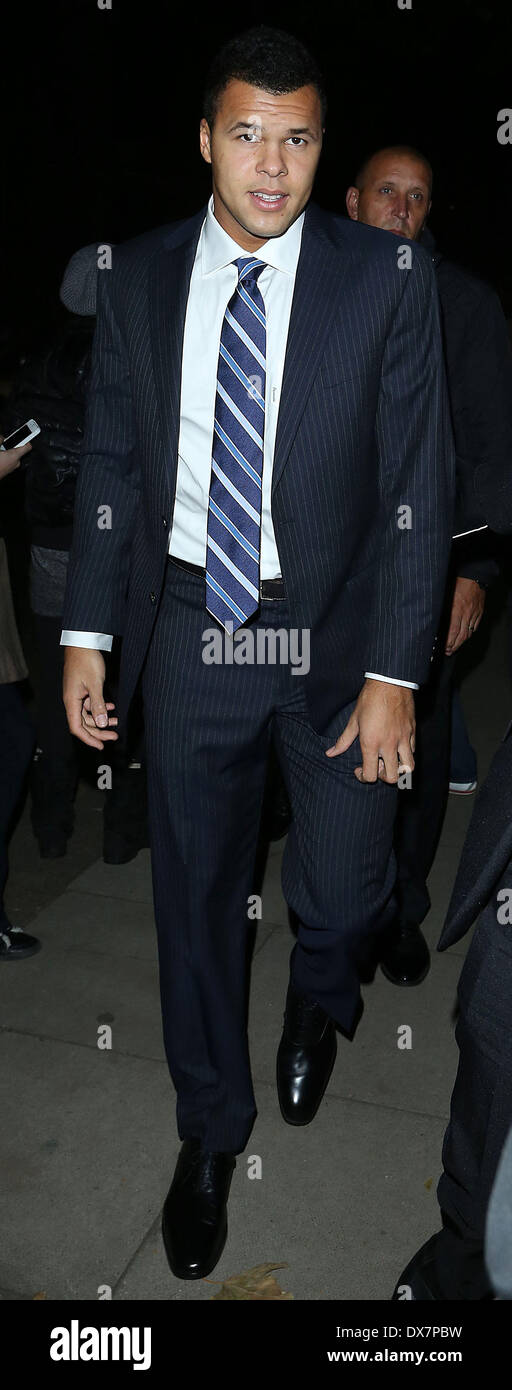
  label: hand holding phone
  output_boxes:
[0,419,40,481]
[0,435,33,481]
[0,418,41,451]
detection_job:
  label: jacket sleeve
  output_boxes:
[452,527,500,587]
[365,250,456,686]
[461,289,512,534]
[454,554,499,586]
[61,264,140,635]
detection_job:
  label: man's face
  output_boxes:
[346,152,431,241]
[200,79,323,250]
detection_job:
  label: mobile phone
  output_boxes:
[0,418,41,451]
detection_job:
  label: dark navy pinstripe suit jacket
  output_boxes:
[62,199,456,733]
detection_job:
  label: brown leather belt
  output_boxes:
[169,554,286,600]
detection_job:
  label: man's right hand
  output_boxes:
[0,437,32,482]
[63,646,119,749]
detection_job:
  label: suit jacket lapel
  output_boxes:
[272,203,354,495]
[148,207,206,476]
[148,201,353,496]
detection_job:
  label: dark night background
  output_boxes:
[2,0,512,366]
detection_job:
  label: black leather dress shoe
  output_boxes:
[277,981,337,1125]
[162,1138,236,1279]
[0,921,42,960]
[380,924,430,986]
[391,1234,444,1299]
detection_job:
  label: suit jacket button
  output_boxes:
[162,516,168,527]
[149,591,156,603]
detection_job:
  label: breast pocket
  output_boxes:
[316,365,348,391]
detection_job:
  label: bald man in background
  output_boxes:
[347,146,506,989]
[347,147,512,1298]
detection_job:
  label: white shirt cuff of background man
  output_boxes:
[364,672,419,690]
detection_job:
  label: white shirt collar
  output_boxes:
[201,193,304,277]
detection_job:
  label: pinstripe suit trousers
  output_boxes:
[142,559,398,1152]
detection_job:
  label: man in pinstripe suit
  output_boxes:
[61,26,455,1279]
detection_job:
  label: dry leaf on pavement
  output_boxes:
[208,1261,294,1300]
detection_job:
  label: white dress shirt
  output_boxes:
[61,197,417,689]
[169,193,303,576]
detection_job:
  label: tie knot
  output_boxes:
[234,256,265,287]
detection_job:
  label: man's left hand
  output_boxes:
[326,678,415,784]
[445,576,485,654]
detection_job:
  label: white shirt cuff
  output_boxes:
[60,630,113,651]
[364,671,419,690]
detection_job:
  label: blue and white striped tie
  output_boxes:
[206,256,266,632]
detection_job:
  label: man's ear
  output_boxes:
[199,118,212,165]
[346,186,359,220]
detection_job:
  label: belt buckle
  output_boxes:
[260,577,285,601]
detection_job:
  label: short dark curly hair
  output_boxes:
[202,24,327,129]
